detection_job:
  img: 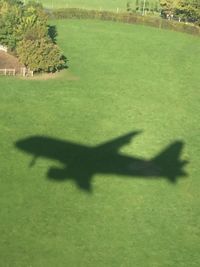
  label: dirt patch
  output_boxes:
[0,51,23,73]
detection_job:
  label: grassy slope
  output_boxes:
[39,0,158,11]
[0,20,200,266]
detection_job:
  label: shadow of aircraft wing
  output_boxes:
[95,131,142,152]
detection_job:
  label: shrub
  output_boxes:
[0,0,67,72]
[16,38,66,72]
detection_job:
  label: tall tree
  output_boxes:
[16,38,66,72]
[0,0,22,50]
[175,0,200,24]
[0,0,67,72]
[160,0,179,17]
[160,0,200,24]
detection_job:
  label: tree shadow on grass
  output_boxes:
[15,131,189,192]
[47,24,68,71]
[48,25,57,44]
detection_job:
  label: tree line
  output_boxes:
[160,0,200,24]
[127,0,160,14]
[127,0,200,25]
[0,0,67,72]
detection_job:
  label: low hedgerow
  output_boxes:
[47,8,200,36]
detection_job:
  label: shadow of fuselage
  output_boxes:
[15,131,188,192]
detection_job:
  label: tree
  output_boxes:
[135,0,140,11]
[174,0,200,24]
[160,0,200,24]
[126,1,132,12]
[14,5,48,42]
[0,0,67,72]
[0,0,22,50]
[16,38,66,72]
[160,0,179,17]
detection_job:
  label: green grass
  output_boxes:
[41,0,127,10]
[38,0,159,11]
[0,20,200,266]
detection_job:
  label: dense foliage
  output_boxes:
[126,1,200,25]
[160,0,200,25]
[0,0,22,50]
[0,0,66,72]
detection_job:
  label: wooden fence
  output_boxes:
[21,67,33,77]
[0,68,33,77]
[0,68,15,76]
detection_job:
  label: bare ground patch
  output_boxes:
[0,52,78,81]
[0,51,23,73]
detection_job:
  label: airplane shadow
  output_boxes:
[15,131,189,192]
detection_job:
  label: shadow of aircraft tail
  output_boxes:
[152,141,188,183]
[15,131,189,192]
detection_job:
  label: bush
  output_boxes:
[0,0,67,73]
[16,38,66,72]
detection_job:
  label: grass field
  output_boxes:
[0,20,200,266]
[38,0,159,11]
[40,0,127,10]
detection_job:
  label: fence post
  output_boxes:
[159,19,162,29]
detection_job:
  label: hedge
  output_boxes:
[47,8,200,36]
